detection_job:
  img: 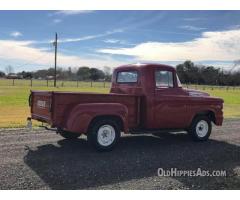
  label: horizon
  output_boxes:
[0,10,240,73]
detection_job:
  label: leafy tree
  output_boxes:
[33,69,48,79]
[17,71,32,79]
[77,66,91,80]
[89,68,105,81]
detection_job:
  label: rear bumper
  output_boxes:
[31,113,52,124]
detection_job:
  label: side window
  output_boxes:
[155,70,173,88]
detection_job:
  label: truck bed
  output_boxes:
[30,91,141,129]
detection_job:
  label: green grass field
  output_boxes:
[0,79,239,128]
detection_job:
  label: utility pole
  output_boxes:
[53,33,58,87]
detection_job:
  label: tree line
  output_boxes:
[0,61,240,85]
[176,60,240,86]
[0,66,112,81]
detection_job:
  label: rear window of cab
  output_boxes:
[117,71,138,83]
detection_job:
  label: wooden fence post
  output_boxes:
[91,81,93,87]
[30,79,32,87]
[47,79,48,87]
[12,79,15,86]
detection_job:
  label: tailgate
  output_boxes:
[30,91,53,124]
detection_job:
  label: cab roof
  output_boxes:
[115,63,175,72]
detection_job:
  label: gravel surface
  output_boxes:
[0,119,239,190]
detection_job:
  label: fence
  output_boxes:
[185,84,240,91]
[0,78,111,88]
[0,78,240,90]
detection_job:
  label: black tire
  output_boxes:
[58,130,81,139]
[189,115,212,141]
[87,118,120,151]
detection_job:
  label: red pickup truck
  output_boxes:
[29,63,224,151]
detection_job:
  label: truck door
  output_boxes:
[153,70,188,129]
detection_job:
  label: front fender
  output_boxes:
[63,103,128,134]
[188,106,223,126]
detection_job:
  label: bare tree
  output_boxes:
[103,66,112,81]
[103,66,112,76]
[5,65,14,75]
[229,60,240,73]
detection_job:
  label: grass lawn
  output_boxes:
[0,81,239,128]
[204,89,240,118]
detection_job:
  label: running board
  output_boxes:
[130,128,186,134]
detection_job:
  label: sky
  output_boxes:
[0,10,240,72]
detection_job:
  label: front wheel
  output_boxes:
[87,119,120,151]
[189,115,212,141]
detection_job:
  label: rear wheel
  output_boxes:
[87,119,120,151]
[58,130,81,139]
[189,115,212,141]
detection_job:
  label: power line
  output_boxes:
[0,53,50,73]
[18,53,50,68]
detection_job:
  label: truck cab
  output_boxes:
[111,63,223,129]
[29,63,224,151]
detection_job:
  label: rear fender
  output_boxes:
[64,103,128,134]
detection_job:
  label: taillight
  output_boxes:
[28,93,32,107]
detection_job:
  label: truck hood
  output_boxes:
[184,88,224,103]
[185,89,210,97]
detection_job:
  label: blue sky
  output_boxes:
[0,10,240,72]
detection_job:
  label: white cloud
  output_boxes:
[58,29,123,43]
[10,31,22,37]
[103,38,135,46]
[0,39,124,71]
[97,29,240,62]
[53,10,94,15]
[179,25,206,31]
[104,39,120,44]
[53,19,62,23]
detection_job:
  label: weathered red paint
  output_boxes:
[30,63,224,134]
[65,103,129,133]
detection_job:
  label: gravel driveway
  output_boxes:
[0,119,239,189]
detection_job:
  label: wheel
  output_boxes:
[189,115,212,141]
[87,119,120,151]
[58,130,81,139]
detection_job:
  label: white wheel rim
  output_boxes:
[196,120,209,137]
[97,125,116,146]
